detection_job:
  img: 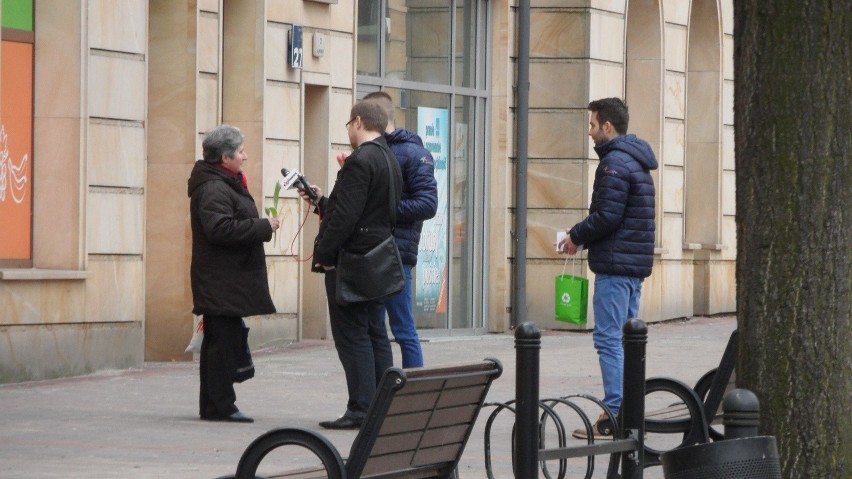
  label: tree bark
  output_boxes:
[734,1,851,477]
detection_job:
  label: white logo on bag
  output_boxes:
[561,292,572,305]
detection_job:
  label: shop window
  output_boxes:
[0,0,34,266]
[357,0,381,77]
[357,0,490,332]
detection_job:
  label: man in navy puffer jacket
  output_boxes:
[364,92,438,368]
[557,97,657,439]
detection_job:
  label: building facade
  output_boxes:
[0,0,735,382]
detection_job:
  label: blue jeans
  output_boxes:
[593,274,643,416]
[381,264,424,368]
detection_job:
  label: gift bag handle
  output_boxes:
[560,255,578,279]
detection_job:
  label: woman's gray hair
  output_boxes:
[202,124,245,164]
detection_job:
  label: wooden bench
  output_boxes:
[227,358,503,479]
[642,329,738,467]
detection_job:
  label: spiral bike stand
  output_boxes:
[505,320,648,479]
[484,393,626,479]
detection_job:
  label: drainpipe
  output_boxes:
[512,0,530,328]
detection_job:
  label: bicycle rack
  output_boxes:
[483,320,647,479]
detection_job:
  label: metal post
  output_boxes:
[620,318,647,478]
[512,0,531,327]
[723,388,760,440]
[514,321,541,478]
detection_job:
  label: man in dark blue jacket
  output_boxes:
[557,98,657,439]
[363,91,438,368]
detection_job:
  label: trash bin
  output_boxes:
[660,436,781,479]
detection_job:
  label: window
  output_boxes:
[0,0,34,266]
[357,0,489,333]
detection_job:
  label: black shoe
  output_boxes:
[224,411,254,423]
[202,411,254,423]
[319,416,363,430]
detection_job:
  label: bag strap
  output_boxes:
[365,140,398,228]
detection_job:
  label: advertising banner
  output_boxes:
[415,107,449,313]
[0,40,33,260]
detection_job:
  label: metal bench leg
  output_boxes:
[693,367,726,441]
[643,377,709,468]
[234,427,346,479]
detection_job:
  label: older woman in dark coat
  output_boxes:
[187,124,279,423]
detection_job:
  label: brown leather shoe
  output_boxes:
[572,413,614,440]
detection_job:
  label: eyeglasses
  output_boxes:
[345,117,356,129]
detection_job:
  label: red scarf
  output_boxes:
[213,163,248,190]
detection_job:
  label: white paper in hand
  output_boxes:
[556,231,582,252]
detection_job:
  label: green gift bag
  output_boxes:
[555,256,588,325]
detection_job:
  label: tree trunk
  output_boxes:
[734,1,851,477]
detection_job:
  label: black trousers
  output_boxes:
[199,314,242,418]
[324,270,394,418]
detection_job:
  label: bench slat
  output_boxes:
[378,405,478,435]
[371,423,472,455]
[363,444,462,475]
[398,374,490,393]
[403,361,498,380]
[645,404,726,423]
[361,464,450,479]
[362,442,464,476]
[436,384,488,408]
[645,404,689,420]
[412,443,465,466]
[386,384,487,415]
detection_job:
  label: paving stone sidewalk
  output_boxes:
[0,315,736,478]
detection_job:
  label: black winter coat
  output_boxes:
[569,134,658,278]
[187,161,276,317]
[385,129,438,266]
[313,137,403,269]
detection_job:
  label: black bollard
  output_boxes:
[514,321,541,479]
[620,318,647,479]
[723,388,760,440]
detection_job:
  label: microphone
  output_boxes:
[280,168,318,202]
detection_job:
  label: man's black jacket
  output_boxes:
[313,137,404,269]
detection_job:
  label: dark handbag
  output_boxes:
[335,146,405,305]
[234,321,254,383]
[336,235,405,305]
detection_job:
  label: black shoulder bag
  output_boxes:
[334,146,405,305]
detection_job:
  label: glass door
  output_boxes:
[356,0,490,334]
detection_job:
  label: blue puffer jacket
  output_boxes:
[386,129,439,266]
[569,134,658,278]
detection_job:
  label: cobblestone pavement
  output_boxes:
[0,315,736,478]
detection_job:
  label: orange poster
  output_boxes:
[0,40,34,260]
